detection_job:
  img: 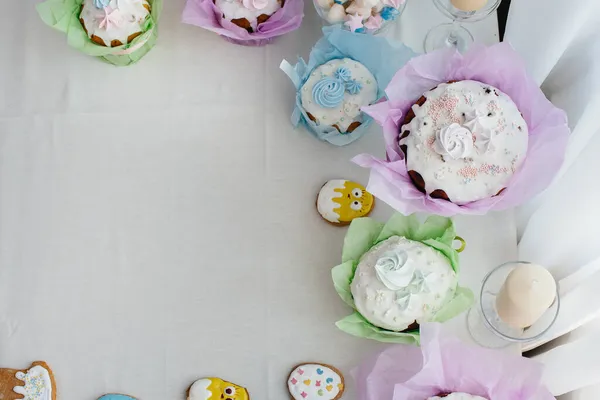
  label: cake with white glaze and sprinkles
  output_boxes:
[214,0,283,33]
[301,58,378,134]
[350,236,457,332]
[399,80,529,205]
[80,0,151,48]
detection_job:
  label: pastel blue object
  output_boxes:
[93,0,111,9]
[97,395,137,400]
[316,368,324,375]
[345,79,362,95]
[354,27,366,33]
[280,27,418,146]
[380,6,400,21]
[312,77,346,108]
[334,67,352,82]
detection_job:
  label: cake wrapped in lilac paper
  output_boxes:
[353,43,570,216]
[182,0,303,46]
[354,323,554,400]
[280,27,416,146]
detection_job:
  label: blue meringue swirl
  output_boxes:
[312,77,345,108]
[345,79,363,95]
[380,6,400,21]
[93,0,111,9]
[334,67,352,82]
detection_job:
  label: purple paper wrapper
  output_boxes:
[353,323,554,400]
[354,43,570,216]
[182,0,303,46]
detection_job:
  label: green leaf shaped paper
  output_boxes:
[37,0,162,66]
[331,213,474,344]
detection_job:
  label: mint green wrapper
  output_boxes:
[331,214,474,344]
[37,0,162,66]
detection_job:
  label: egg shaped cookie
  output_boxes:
[287,363,344,400]
[98,395,138,400]
[317,179,374,225]
[187,377,249,400]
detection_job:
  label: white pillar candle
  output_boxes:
[451,0,487,11]
[496,263,557,329]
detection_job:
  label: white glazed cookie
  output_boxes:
[214,0,282,31]
[351,236,457,331]
[301,58,378,133]
[428,393,488,400]
[400,80,528,204]
[316,179,374,225]
[3,362,57,400]
[80,0,150,47]
[287,363,345,400]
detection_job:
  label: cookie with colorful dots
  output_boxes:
[287,363,344,400]
[0,361,56,400]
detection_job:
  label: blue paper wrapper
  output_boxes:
[280,27,417,146]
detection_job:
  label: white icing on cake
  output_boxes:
[400,80,528,204]
[288,364,343,400]
[80,0,150,47]
[13,365,53,400]
[214,0,282,30]
[301,58,377,132]
[428,393,488,400]
[187,378,212,400]
[351,236,457,331]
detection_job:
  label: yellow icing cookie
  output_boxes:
[317,179,374,225]
[187,377,249,400]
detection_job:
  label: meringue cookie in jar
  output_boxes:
[313,0,406,34]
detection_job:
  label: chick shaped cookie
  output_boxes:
[287,363,345,400]
[0,361,57,400]
[317,180,374,225]
[187,377,249,400]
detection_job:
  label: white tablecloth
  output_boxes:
[0,1,507,399]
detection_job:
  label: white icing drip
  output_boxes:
[317,180,345,223]
[187,378,212,400]
[214,0,281,30]
[288,364,343,400]
[13,366,53,400]
[428,393,488,400]
[300,58,378,132]
[351,236,457,331]
[400,80,528,204]
[80,0,150,47]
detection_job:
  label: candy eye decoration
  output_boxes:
[224,386,236,396]
[350,200,362,211]
[352,188,363,198]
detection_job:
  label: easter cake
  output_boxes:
[79,0,151,48]
[350,236,457,331]
[399,80,528,205]
[214,0,283,33]
[301,58,378,134]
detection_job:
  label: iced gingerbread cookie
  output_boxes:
[0,361,57,400]
[301,58,377,134]
[429,393,487,400]
[98,395,138,400]
[316,179,374,225]
[187,377,249,400]
[287,363,344,400]
[214,0,283,33]
[80,0,151,48]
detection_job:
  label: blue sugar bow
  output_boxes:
[380,6,399,21]
[345,79,363,95]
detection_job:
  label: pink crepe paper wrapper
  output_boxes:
[182,0,303,46]
[354,43,570,216]
[354,323,554,400]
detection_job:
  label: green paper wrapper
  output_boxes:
[37,0,162,66]
[331,214,474,344]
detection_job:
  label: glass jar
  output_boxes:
[313,0,407,34]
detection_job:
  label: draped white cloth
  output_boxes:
[505,0,600,397]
